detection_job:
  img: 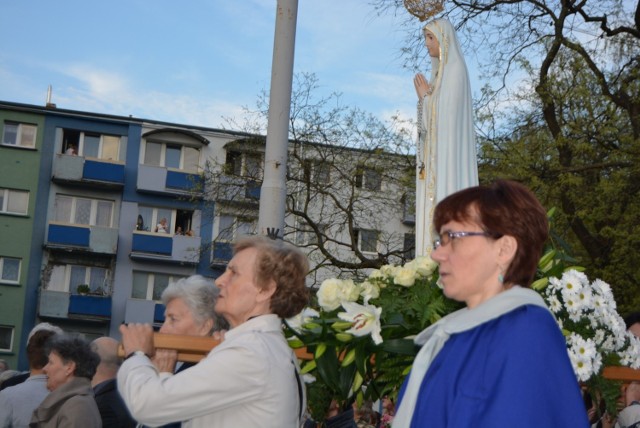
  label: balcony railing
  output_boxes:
[39,289,112,321]
[210,241,233,267]
[52,154,125,189]
[130,231,201,264]
[46,222,118,255]
[137,164,203,196]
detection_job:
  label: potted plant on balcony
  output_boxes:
[76,284,90,295]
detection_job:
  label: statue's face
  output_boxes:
[424,29,440,58]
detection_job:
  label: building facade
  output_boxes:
[0,100,415,370]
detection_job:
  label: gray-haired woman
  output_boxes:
[30,334,101,427]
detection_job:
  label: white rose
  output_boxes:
[394,266,417,287]
[360,281,380,303]
[410,256,438,277]
[317,278,344,311]
[340,279,360,302]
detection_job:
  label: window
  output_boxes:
[67,265,108,294]
[303,159,331,183]
[62,129,122,161]
[54,195,113,227]
[132,271,186,301]
[216,215,256,242]
[137,206,193,235]
[143,141,200,173]
[0,326,14,352]
[225,150,263,180]
[0,257,21,284]
[0,188,29,215]
[355,167,382,191]
[2,122,37,149]
[403,233,416,261]
[357,229,379,254]
[295,222,326,246]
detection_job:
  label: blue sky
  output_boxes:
[0,1,469,131]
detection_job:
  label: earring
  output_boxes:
[498,273,504,284]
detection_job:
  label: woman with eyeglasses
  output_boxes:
[393,180,589,427]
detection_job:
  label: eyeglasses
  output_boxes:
[432,231,490,250]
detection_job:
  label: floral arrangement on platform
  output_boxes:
[534,265,640,414]
[286,247,640,423]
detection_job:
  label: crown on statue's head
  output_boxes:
[403,0,445,22]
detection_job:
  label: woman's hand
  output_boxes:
[413,73,433,99]
[119,323,155,358]
[152,348,178,373]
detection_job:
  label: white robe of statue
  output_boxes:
[414,19,478,256]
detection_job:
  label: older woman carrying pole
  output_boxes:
[118,236,310,428]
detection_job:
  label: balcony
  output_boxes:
[46,222,118,255]
[137,164,204,196]
[210,241,233,267]
[52,154,125,189]
[39,290,112,322]
[123,299,166,326]
[215,176,261,208]
[130,231,201,265]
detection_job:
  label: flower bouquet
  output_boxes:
[288,243,640,424]
[285,256,459,424]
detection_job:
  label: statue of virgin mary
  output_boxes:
[413,18,478,256]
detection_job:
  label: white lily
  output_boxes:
[338,301,383,345]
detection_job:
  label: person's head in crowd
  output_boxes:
[624,312,640,338]
[90,337,121,386]
[160,275,228,335]
[28,322,63,341]
[214,236,310,328]
[0,359,8,373]
[43,334,100,392]
[431,179,548,307]
[27,329,59,371]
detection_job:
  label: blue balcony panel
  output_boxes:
[83,160,125,184]
[212,242,233,265]
[132,233,173,255]
[69,295,112,318]
[154,303,166,323]
[48,224,90,247]
[166,170,203,191]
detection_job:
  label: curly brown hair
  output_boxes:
[234,236,310,318]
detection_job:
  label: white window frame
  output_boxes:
[0,188,29,215]
[0,325,14,352]
[54,195,114,227]
[143,140,201,173]
[216,214,256,243]
[0,256,21,284]
[2,121,37,149]
[356,167,382,191]
[358,229,379,254]
[65,264,109,294]
[131,271,186,301]
[225,150,264,180]
[79,132,122,160]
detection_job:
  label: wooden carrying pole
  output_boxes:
[119,334,640,384]
[117,333,313,363]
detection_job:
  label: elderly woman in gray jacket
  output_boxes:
[30,334,101,427]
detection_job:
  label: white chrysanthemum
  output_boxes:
[547,295,562,313]
[567,334,598,382]
[562,270,589,289]
[591,278,614,301]
[547,276,563,293]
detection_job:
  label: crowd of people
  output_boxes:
[0,183,638,427]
